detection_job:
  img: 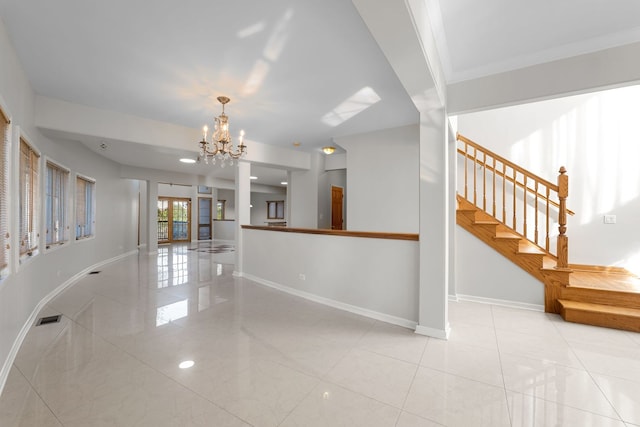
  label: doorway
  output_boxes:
[158,197,191,243]
[331,186,343,230]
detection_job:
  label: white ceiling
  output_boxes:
[429,0,640,83]
[2,0,640,184]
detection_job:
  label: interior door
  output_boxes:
[331,186,343,230]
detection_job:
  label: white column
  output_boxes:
[146,179,158,254]
[190,185,197,242]
[415,107,451,339]
[286,170,292,226]
[352,0,453,339]
[234,161,251,274]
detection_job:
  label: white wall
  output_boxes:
[212,189,235,241]
[242,228,419,326]
[448,41,640,115]
[250,190,287,226]
[289,152,322,228]
[217,189,235,219]
[456,228,544,307]
[335,124,419,233]
[0,17,138,391]
[456,85,640,274]
[213,220,235,241]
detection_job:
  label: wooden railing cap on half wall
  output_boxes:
[241,225,419,241]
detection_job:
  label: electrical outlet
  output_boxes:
[299,273,306,281]
[604,215,616,224]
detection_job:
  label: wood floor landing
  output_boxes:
[569,266,640,293]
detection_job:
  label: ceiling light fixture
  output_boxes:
[197,96,247,167]
[322,146,335,155]
[178,360,195,369]
[180,158,196,164]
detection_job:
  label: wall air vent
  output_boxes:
[36,315,62,326]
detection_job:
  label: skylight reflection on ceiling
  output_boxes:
[264,8,294,62]
[237,22,266,39]
[322,86,381,127]
[243,8,293,96]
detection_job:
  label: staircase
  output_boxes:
[456,134,640,332]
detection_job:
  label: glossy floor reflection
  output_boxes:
[1,242,640,426]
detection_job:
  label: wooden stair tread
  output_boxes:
[517,242,545,255]
[558,299,640,332]
[494,231,520,240]
[473,220,500,226]
[541,256,558,270]
[558,299,640,316]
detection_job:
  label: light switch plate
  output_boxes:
[604,215,616,224]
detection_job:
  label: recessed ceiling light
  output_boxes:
[180,158,196,164]
[250,176,258,180]
[281,181,288,185]
[293,141,301,147]
[178,360,195,369]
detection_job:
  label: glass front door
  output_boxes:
[157,197,191,243]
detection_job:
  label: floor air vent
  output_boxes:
[36,315,62,326]
[89,271,101,275]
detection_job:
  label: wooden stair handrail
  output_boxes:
[457,133,557,190]
[457,149,575,216]
[456,133,571,265]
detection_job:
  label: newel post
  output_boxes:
[557,167,569,269]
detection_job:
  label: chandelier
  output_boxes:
[197,96,247,167]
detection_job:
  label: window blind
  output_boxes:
[76,176,95,239]
[0,108,9,272]
[19,138,40,255]
[45,161,69,246]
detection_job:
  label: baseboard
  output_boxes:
[455,293,544,312]
[240,272,418,330]
[0,249,138,397]
[415,324,451,340]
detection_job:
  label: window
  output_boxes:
[0,107,10,275]
[45,160,70,248]
[76,175,95,239]
[216,200,226,220]
[197,185,212,194]
[267,200,285,219]
[19,137,40,257]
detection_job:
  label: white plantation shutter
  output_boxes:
[76,177,86,236]
[45,161,69,246]
[76,176,95,239]
[0,108,9,272]
[19,138,39,255]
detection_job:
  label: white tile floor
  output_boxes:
[1,242,640,426]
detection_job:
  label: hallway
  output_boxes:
[1,243,639,426]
